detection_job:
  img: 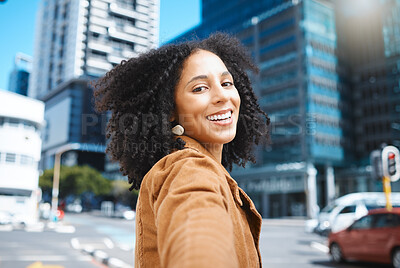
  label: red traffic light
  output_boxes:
[389,152,395,160]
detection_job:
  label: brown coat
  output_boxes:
[134,136,262,268]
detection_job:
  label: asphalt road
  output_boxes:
[0,213,393,268]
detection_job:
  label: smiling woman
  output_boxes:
[94,33,270,268]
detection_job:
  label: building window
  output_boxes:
[8,118,19,128]
[5,153,16,163]
[20,155,34,166]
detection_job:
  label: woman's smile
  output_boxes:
[206,109,233,125]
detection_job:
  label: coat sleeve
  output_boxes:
[152,155,239,268]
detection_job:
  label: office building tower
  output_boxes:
[172,0,345,218]
[30,0,158,99]
[29,0,159,171]
[333,0,400,194]
[8,53,32,96]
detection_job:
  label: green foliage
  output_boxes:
[111,180,139,208]
[39,165,112,199]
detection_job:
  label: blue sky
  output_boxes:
[0,0,201,90]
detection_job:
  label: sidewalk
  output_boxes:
[262,217,306,227]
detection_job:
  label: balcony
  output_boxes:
[88,41,113,54]
[109,3,148,21]
[108,27,148,46]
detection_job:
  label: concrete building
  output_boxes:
[29,0,159,171]
[0,90,45,225]
[8,53,32,96]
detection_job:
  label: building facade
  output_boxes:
[333,0,400,196]
[0,91,45,225]
[8,53,32,96]
[29,0,159,171]
[172,0,344,218]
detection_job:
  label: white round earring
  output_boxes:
[171,125,184,135]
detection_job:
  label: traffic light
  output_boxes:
[382,145,400,182]
[388,152,396,176]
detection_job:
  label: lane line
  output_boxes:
[311,241,329,253]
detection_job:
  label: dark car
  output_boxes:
[328,208,400,268]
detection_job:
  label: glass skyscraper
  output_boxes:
[172,0,400,218]
[8,53,32,96]
[334,0,400,195]
[172,0,342,218]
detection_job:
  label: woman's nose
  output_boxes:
[212,84,229,103]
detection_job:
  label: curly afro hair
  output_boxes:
[94,33,270,190]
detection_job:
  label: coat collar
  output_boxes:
[177,135,262,263]
[177,135,243,206]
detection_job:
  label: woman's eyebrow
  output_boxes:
[186,71,232,87]
[186,75,208,86]
[221,71,231,77]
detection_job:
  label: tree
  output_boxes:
[39,165,112,199]
[111,179,139,208]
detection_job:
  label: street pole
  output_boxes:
[383,176,392,210]
[50,143,80,221]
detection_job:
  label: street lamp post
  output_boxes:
[51,143,80,221]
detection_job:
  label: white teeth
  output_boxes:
[207,111,232,121]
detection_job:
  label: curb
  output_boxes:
[82,247,133,268]
[72,238,132,268]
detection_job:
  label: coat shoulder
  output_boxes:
[141,148,226,197]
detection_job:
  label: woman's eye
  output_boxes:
[222,81,234,87]
[193,86,207,92]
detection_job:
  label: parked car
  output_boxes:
[328,208,400,268]
[313,192,400,236]
[113,204,136,220]
[66,200,83,213]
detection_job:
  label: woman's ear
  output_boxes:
[169,110,177,123]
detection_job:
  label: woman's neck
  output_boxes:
[202,143,223,163]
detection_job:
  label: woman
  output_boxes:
[95,33,269,267]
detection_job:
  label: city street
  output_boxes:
[0,212,393,268]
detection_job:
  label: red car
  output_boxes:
[328,208,400,267]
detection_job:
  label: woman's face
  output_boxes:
[174,49,241,147]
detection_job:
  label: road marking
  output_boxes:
[118,243,132,251]
[71,238,81,250]
[108,257,133,268]
[25,223,45,232]
[26,261,63,268]
[104,238,114,249]
[94,250,108,263]
[311,241,329,253]
[55,225,76,233]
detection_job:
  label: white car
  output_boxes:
[314,192,400,236]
